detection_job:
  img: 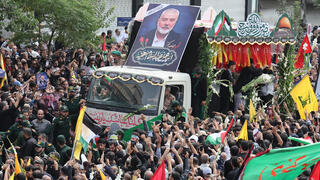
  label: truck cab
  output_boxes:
[86,66,191,129]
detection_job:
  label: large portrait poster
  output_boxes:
[126,4,200,71]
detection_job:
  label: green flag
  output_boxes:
[123,115,163,142]
[241,143,320,180]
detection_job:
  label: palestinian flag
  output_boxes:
[80,112,104,153]
[73,107,103,160]
[206,131,225,145]
[205,118,233,145]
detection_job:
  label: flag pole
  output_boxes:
[278,92,291,105]
[278,74,310,106]
[70,139,78,161]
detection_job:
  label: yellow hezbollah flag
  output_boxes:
[72,106,86,160]
[7,137,23,174]
[236,120,248,141]
[290,75,318,120]
[15,153,22,174]
[26,158,31,166]
[0,54,6,88]
[9,172,15,180]
[249,99,256,122]
[98,167,106,180]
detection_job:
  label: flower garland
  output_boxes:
[276,45,296,113]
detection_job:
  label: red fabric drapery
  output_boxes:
[212,43,272,71]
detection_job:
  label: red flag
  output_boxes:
[294,34,312,69]
[102,37,107,52]
[310,161,320,180]
[151,160,166,180]
[221,118,234,143]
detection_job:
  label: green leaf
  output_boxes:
[0,0,114,49]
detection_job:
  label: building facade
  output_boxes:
[102,0,247,33]
[102,0,319,34]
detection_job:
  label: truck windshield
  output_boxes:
[88,77,162,113]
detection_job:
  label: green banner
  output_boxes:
[241,143,320,180]
[123,114,163,142]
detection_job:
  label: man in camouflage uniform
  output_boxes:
[34,141,48,159]
[7,114,27,144]
[52,106,72,146]
[64,87,85,130]
[56,135,71,166]
[15,120,33,147]
[38,133,56,154]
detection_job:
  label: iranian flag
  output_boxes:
[239,142,320,180]
[214,13,231,36]
[206,118,233,145]
[214,14,226,36]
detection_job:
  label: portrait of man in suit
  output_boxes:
[126,4,200,71]
[143,8,181,49]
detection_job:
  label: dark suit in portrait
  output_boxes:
[140,29,182,49]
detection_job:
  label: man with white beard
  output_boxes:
[140,8,182,48]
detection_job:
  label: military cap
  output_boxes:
[36,141,45,148]
[17,114,26,120]
[21,120,31,127]
[171,100,180,108]
[49,152,60,162]
[56,135,66,144]
[116,129,124,135]
[60,105,69,112]
[111,51,121,56]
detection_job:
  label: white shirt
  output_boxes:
[151,33,169,47]
[115,34,123,43]
[122,32,128,40]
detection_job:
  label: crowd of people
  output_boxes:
[0,24,319,180]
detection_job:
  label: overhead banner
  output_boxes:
[126,4,200,71]
[117,17,132,27]
[237,13,271,38]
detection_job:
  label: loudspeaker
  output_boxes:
[132,0,144,17]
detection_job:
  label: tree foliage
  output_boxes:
[0,0,114,49]
[276,0,302,42]
[314,0,320,7]
[276,0,289,15]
